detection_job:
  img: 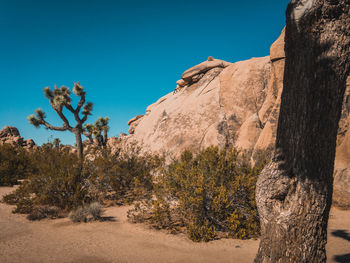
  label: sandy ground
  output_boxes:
[0,187,349,263]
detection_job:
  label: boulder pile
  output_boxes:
[0,126,36,149]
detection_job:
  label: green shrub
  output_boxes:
[128,146,267,242]
[3,145,95,212]
[25,146,89,209]
[90,144,161,205]
[0,144,33,186]
[2,143,158,219]
[187,220,216,242]
[1,139,266,242]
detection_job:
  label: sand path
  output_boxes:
[1,187,349,263]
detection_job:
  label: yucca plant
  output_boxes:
[84,117,110,147]
[27,83,93,158]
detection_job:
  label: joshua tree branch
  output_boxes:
[40,119,69,131]
[83,131,93,143]
[76,92,86,114]
[63,94,87,126]
[81,113,89,124]
[49,101,72,130]
[64,102,76,115]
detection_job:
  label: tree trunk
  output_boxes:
[103,130,108,146]
[255,1,350,262]
[74,129,83,159]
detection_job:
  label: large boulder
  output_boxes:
[123,29,284,158]
[124,54,273,157]
[123,27,285,158]
[174,57,233,91]
[181,58,232,81]
[122,28,350,208]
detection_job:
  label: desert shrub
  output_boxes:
[70,207,88,222]
[128,146,267,242]
[26,146,90,209]
[2,142,158,219]
[90,144,162,205]
[0,144,33,186]
[70,202,104,222]
[27,205,61,221]
[87,202,103,220]
[2,181,35,213]
[3,145,96,213]
[187,220,216,242]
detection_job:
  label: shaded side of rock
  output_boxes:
[127,115,144,134]
[270,27,285,62]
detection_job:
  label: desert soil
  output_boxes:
[0,187,349,263]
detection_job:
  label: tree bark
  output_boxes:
[74,129,83,159]
[103,129,108,146]
[255,1,350,262]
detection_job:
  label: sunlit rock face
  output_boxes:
[120,28,349,207]
[123,29,286,159]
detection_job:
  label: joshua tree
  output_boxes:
[28,83,93,158]
[255,1,350,262]
[84,117,109,147]
[53,138,61,150]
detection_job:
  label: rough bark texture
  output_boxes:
[255,1,350,262]
[74,129,83,159]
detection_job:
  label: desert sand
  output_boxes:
[0,187,349,263]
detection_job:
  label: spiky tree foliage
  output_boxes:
[83,124,95,144]
[84,117,109,147]
[27,83,93,158]
[53,138,61,149]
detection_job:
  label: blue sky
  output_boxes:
[0,0,289,145]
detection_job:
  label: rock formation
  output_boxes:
[122,27,349,208]
[174,57,232,94]
[124,34,284,160]
[0,126,36,149]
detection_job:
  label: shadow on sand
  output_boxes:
[331,230,350,242]
[331,230,350,263]
[100,216,117,222]
[333,254,350,263]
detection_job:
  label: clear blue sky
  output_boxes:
[0,0,289,145]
